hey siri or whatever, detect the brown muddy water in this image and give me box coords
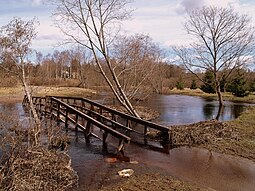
[68,131,255,191]
[1,100,255,191]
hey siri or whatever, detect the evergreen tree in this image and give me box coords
[200,71,215,93]
[226,73,249,97]
[176,81,184,90]
[249,81,255,92]
[190,79,197,89]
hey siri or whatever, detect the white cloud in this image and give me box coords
[175,0,240,14]
[31,0,43,6]
[175,0,206,14]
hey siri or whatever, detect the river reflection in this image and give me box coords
[144,94,251,125]
[0,103,29,127]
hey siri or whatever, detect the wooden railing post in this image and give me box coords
[65,108,68,131]
[144,125,148,145]
[57,102,60,125]
[50,98,53,120]
[75,113,79,132]
[84,120,91,144]
[102,131,108,151]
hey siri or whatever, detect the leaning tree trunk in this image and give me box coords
[22,67,41,145]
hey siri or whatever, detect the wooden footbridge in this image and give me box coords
[23,96,172,154]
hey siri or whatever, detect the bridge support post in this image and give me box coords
[144,125,148,145]
[161,130,173,152]
[65,109,68,132]
[102,131,108,151]
[57,102,60,125]
[118,139,125,155]
[75,113,78,132]
[84,121,91,144]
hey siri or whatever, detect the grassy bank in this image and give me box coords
[33,86,97,98]
[166,88,255,103]
[167,106,255,162]
[0,86,23,95]
[224,106,255,161]
[0,86,98,103]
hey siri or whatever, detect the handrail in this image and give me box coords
[50,97,131,143]
[52,96,171,132]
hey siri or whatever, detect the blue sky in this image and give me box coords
[0,0,255,56]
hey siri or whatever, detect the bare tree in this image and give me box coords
[112,34,163,101]
[52,0,141,117]
[173,6,255,106]
[0,17,41,144]
[70,46,93,87]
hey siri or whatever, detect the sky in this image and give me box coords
[0,0,255,57]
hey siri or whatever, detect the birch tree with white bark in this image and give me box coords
[52,0,141,117]
[0,17,41,144]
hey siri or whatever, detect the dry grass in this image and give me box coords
[34,86,97,98]
[0,86,23,95]
[100,173,209,191]
[0,113,78,191]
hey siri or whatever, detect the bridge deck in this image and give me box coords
[23,95,172,154]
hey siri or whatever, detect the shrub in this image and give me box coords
[226,75,249,97]
[190,79,197,89]
[176,81,184,90]
[200,71,215,93]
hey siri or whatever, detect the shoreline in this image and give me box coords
[164,88,255,104]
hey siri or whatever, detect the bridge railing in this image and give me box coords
[24,95,173,152]
[53,96,172,147]
[24,95,131,153]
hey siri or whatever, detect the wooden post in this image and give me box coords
[112,114,116,128]
[65,108,68,131]
[75,113,79,132]
[144,125,148,145]
[82,100,85,108]
[102,131,108,151]
[39,98,42,112]
[57,102,60,125]
[50,98,53,120]
[144,125,147,135]
[118,139,125,154]
[161,130,171,152]
[84,120,91,144]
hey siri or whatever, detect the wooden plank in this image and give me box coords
[71,105,142,135]
[52,96,171,132]
[51,97,131,143]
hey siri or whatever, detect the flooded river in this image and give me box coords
[0,96,255,191]
[143,94,249,125]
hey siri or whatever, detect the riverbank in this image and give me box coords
[166,88,255,104]
[0,86,98,103]
[169,108,255,162]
